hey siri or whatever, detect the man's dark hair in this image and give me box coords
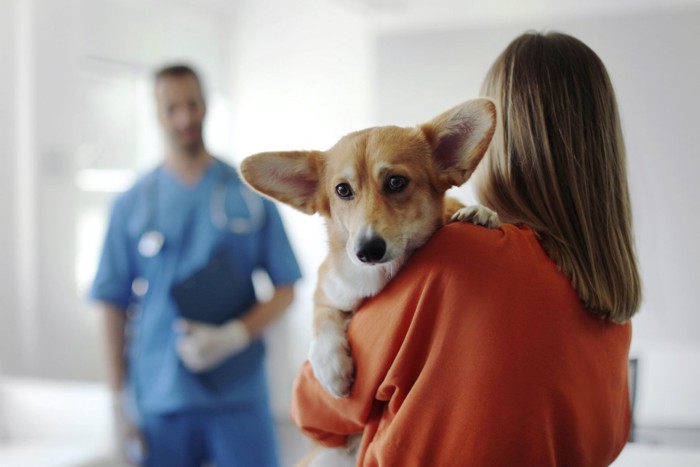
[154,64,204,95]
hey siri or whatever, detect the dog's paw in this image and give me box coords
[308,331,355,398]
[451,205,501,228]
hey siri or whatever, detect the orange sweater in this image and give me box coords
[291,223,631,466]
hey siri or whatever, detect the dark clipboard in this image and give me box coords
[170,247,246,325]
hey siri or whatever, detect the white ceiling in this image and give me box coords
[340,0,700,32]
[164,0,700,32]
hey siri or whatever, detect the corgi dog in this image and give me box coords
[240,98,498,399]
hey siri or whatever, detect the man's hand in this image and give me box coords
[175,318,250,372]
[111,392,146,465]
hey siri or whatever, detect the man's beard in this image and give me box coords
[181,138,204,157]
[169,128,204,156]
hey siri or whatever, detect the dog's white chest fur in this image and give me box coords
[321,255,404,311]
[307,253,406,398]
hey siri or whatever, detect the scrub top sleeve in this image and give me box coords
[89,195,134,311]
[259,200,302,286]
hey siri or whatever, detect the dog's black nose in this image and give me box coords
[357,237,387,264]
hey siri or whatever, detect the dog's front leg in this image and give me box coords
[309,280,355,398]
[308,257,359,398]
[442,196,466,224]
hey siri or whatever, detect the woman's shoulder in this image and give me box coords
[417,222,542,264]
[388,221,558,298]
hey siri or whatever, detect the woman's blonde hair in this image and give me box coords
[476,31,641,322]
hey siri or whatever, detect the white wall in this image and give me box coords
[4,0,698,431]
[0,0,373,421]
[375,6,700,428]
[0,0,19,373]
[227,0,374,417]
[1,0,233,381]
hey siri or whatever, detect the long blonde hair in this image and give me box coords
[476,31,641,322]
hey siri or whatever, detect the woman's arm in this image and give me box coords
[290,251,439,446]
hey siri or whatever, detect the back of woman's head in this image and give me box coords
[476,31,641,322]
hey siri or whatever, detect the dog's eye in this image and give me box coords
[335,183,354,199]
[386,175,408,193]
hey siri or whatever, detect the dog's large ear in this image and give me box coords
[240,151,323,215]
[420,98,496,187]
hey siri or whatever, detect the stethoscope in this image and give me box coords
[137,168,265,258]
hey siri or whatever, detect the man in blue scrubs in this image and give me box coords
[91,65,301,466]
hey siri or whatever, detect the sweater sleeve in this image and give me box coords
[290,239,444,446]
[291,362,364,447]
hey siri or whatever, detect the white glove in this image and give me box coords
[175,318,251,373]
[111,391,147,465]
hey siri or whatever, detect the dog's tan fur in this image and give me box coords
[241,99,498,400]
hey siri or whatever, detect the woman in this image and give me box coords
[291,31,641,466]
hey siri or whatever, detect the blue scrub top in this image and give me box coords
[90,159,301,415]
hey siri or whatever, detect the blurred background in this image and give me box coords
[0,0,699,465]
